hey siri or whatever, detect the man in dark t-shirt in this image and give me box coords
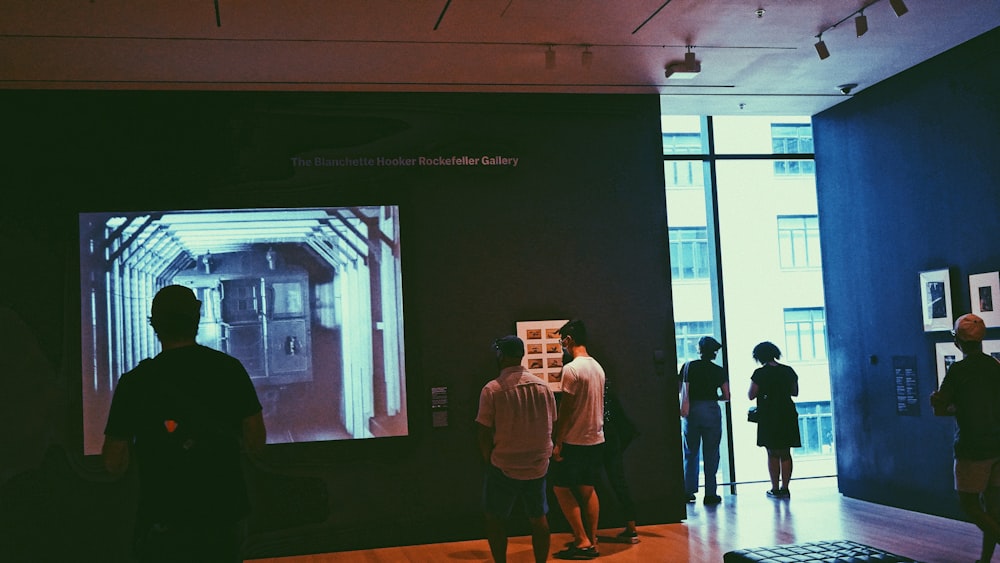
[931,313,1000,563]
[103,285,265,563]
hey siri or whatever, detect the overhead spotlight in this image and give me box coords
[814,35,830,60]
[855,12,868,37]
[889,0,908,17]
[664,47,701,79]
[545,46,556,70]
[581,46,593,69]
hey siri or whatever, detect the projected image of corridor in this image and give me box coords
[79,206,407,455]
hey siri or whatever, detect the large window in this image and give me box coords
[664,113,834,486]
[772,123,815,176]
[784,307,828,362]
[669,227,710,281]
[777,215,822,269]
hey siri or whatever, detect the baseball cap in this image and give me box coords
[493,335,525,357]
[698,336,723,352]
[151,284,202,320]
[953,313,986,342]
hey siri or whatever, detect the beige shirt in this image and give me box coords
[476,366,557,480]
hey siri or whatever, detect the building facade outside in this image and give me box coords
[663,114,835,489]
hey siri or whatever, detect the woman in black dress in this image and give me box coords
[747,341,800,498]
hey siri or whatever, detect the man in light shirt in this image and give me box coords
[476,335,558,563]
[551,320,606,560]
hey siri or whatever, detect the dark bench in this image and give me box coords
[723,539,918,562]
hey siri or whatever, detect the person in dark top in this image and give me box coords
[930,313,1000,563]
[678,336,730,505]
[602,379,641,542]
[747,341,800,499]
[102,284,266,563]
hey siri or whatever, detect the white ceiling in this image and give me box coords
[2,0,998,116]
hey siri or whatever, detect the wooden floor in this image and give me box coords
[247,477,985,563]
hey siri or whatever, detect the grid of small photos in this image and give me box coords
[516,319,568,392]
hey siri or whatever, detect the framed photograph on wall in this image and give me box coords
[516,319,568,392]
[919,269,953,332]
[969,271,1000,327]
[934,341,961,388]
[986,340,1000,363]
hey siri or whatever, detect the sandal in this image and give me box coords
[553,545,599,560]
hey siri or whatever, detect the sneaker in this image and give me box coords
[766,489,780,498]
[703,494,722,505]
[778,488,791,498]
[553,545,599,560]
[686,494,696,504]
[615,529,639,544]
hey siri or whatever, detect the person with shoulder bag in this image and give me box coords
[677,337,730,505]
[748,341,801,499]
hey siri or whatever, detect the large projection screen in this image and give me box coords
[79,206,407,455]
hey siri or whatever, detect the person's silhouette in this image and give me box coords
[102,284,266,562]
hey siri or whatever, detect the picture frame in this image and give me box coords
[935,340,1000,388]
[919,269,953,332]
[934,341,961,388]
[516,319,568,393]
[987,340,1000,361]
[969,271,1000,327]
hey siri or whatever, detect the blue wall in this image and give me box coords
[814,27,1000,519]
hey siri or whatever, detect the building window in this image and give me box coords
[784,307,827,362]
[795,401,834,456]
[669,227,710,281]
[663,133,705,189]
[771,123,815,176]
[665,160,704,188]
[663,132,703,155]
[777,215,822,269]
[676,321,715,365]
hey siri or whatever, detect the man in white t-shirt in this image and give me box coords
[476,335,558,563]
[551,320,606,560]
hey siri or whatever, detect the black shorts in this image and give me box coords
[550,443,605,487]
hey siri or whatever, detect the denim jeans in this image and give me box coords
[682,400,723,497]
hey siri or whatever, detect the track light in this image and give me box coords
[581,46,593,69]
[813,0,909,64]
[544,46,556,70]
[855,12,868,37]
[814,35,830,60]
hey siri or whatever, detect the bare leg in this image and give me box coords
[960,491,1000,552]
[981,487,1000,562]
[766,450,781,491]
[483,513,508,563]
[575,485,600,549]
[527,515,550,563]
[553,486,593,548]
[780,451,793,491]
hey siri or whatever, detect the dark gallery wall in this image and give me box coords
[814,27,1000,520]
[0,92,684,560]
